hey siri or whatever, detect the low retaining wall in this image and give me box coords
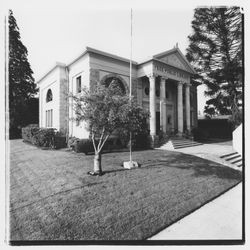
[233,124,242,156]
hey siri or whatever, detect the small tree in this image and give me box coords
[72,83,149,175]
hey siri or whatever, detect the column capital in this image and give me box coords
[160,76,168,82]
[177,81,184,86]
[185,82,192,87]
[147,73,158,79]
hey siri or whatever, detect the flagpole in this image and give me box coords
[129,8,133,163]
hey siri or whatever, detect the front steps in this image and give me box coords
[220,152,242,168]
[158,137,203,150]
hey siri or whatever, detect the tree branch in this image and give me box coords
[97,127,105,152]
[99,134,110,152]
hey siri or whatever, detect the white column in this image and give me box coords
[148,74,156,136]
[177,82,183,135]
[160,77,167,133]
[185,83,191,132]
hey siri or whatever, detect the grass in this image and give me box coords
[9,140,242,241]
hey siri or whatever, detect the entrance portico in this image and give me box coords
[137,47,197,144]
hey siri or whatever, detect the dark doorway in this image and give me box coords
[156,112,160,135]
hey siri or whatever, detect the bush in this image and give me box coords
[70,137,125,154]
[32,128,56,147]
[68,137,79,149]
[133,133,150,149]
[22,125,66,149]
[74,139,95,154]
[192,127,210,141]
[22,124,39,143]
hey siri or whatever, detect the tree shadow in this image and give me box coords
[166,155,242,181]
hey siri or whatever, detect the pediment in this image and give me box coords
[153,48,196,74]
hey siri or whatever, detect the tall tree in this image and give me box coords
[186,7,242,128]
[9,9,37,138]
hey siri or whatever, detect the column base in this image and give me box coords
[149,135,159,148]
[176,132,183,137]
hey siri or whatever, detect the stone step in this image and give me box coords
[174,143,203,149]
[220,152,242,168]
[226,154,241,161]
[220,152,238,158]
[173,142,202,147]
[231,158,242,164]
[170,138,203,149]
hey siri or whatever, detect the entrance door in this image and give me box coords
[166,106,174,134]
[156,112,160,135]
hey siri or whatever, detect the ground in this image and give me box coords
[9,140,242,241]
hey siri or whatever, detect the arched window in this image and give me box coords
[46,89,53,102]
[103,77,126,95]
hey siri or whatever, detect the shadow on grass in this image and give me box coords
[102,168,129,174]
[165,154,242,181]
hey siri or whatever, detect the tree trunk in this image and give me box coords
[93,152,102,175]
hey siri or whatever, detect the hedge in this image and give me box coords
[22,125,66,149]
[69,133,150,154]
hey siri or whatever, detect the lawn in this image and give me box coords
[9,140,242,241]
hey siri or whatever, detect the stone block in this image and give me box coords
[123,161,140,169]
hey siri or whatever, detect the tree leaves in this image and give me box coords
[186,7,242,127]
[9,10,38,137]
[71,84,149,153]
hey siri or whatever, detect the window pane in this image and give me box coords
[76,76,81,93]
[51,109,53,127]
[46,89,53,102]
[48,110,50,127]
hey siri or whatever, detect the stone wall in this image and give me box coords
[59,67,69,135]
[89,68,100,92]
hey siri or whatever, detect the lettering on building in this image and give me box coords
[154,64,188,80]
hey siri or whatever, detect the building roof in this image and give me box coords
[68,47,138,67]
[36,62,66,84]
[154,47,196,74]
[37,46,196,84]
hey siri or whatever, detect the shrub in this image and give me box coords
[192,127,210,141]
[22,124,39,143]
[22,125,66,149]
[74,139,95,154]
[134,133,151,149]
[70,137,125,154]
[68,137,79,149]
[32,128,56,147]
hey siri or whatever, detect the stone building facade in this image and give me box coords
[37,46,198,145]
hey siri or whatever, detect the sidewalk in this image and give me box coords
[149,182,242,240]
[149,141,243,240]
[174,141,241,171]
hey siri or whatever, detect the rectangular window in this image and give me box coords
[46,109,53,127]
[50,109,53,127]
[76,76,82,93]
[46,110,48,127]
[48,110,50,127]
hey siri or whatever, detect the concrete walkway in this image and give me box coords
[149,141,243,240]
[173,141,242,171]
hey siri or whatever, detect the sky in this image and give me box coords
[2,0,247,114]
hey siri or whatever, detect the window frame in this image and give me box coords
[76,75,82,94]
